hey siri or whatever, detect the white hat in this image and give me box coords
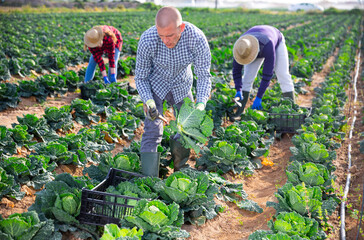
[84,26,104,48]
[233,35,259,65]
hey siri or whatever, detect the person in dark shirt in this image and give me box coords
[232,25,294,113]
[83,25,123,84]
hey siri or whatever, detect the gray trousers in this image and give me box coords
[141,91,193,152]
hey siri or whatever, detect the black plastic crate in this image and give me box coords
[78,168,145,226]
[80,84,97,100]
[268,107,312,133]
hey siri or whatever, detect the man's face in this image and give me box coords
[157,23,184,49]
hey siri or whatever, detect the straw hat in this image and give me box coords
[233,35,259,65]
[84,26,104,48]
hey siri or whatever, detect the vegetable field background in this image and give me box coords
[0,6,363,240]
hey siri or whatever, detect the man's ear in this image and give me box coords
[180,22,185,33]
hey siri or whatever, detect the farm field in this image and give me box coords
[0,7,363,240]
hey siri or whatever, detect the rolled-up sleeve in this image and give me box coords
[135,37,153,103]
[193,36,211,104]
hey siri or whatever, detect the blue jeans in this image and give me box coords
[84,48,120,82]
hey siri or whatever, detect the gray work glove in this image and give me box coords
[143,99,159,121]
[196,102,205,111]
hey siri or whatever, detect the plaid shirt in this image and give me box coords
[89,25,123,72]
[135,22,211,104]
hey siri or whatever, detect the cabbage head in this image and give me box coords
[154,169,209,206]
[101,224,143,240]
[0,211,55,240]
[286,161,334,188]
[57,193,79,216]
[124,199,188,239]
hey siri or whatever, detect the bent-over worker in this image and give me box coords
[232,25,295,112]
[84,25,123,84]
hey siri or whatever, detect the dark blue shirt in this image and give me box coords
[233,25,283,98]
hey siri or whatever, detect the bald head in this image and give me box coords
[155,6,182,28]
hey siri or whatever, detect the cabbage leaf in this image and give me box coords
[170,98,213,154]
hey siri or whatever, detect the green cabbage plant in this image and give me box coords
[286,161,335,192]
[0,211,58,240]
[170,97,213,154]
[43,106,73,131]
[123,199,189,240]
[267,183,338,221]
[101,224,143,240]
[196,140,250,174]
[0,166,23,201]
[290,142,336,170]
[83,152,141,182]
[0,125,17,158]
[249,211,326,240]
[8,124,34,146]
[154,168,218,225]
[29,173,86,225]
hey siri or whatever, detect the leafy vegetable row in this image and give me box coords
[248,16,360,240]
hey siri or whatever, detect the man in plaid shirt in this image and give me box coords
[84,25,123,84]
[135,6,211,177]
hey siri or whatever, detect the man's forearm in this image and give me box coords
[135,78,153,103]
[196,77,211,104]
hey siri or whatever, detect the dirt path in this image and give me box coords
[297,48,339,107]
[0,93,81,129]
[183,135,293,240]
